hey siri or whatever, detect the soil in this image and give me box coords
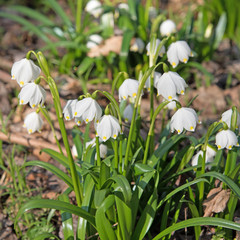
[0,0,240,239]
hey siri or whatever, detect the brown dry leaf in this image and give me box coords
[203,187,230,217]
[87,36,123,57]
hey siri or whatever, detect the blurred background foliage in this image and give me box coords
[0,0,239,90]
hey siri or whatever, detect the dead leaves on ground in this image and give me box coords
[203,185,231,217]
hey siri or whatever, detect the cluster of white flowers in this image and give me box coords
[63,97,121,142]
[11,58,45,134]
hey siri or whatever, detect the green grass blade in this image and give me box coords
[0,12,53,45]
[9,5,55,26]
[15,199,96,228]
[23,161,73,189]
[44,0,72,27]
[152,217,240,240]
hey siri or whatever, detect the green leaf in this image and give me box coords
[177,145,195,172]
[132,175,158,240]
[23,161,73,189]
[35,232,60,240]
[96,195,117,240]
[77,176,95,239]
[115,196,133,240]
[152,217,240,240]
[44,0,72,27]
[9,5,55,26]
[157,178,209,209]
[15,199,96,228]
[148,135,187,168]
[199,171,240,198]
[58,194,74,240]
[134,163,154,176]
[77,57,95,76]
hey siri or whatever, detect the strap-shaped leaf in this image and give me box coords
[152,217,240,240]
[157,178,209,209]
[15,199,96,228]
[23,161,73,189]
[199,171,240,198]
[96,195,117,240]
[115,196,133,240]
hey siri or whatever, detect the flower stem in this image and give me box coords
[143,101,169,164]
[76,0,83,33]
[198,150,206,216]
[38,106,63,155]
[47,76,83,206]
[114,139,118,172]
[96,136,101,167]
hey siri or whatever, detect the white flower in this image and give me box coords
[18,82,46,108]
[160,19,176,36]
[130,38,145,53]
[72,145,78,158]
[124,104,134,123]
[63,99,78,120]
[118,78,139,102]
[215,129,239,150]
[11,58,41,87]
[118,3,129,11]
[145,71,162,91]
[221,109,240,129]
[96,115,121,142]
[148,7,157,20]
[86,138,108,159]
[170,107,198,134]
[191,145,216,169]
[156,71,188,100]
[101,12,114,28]
[163,96,179,110]
[23,112,43,134]
[146,38,166,57]
[86,34,103,49]
[74,97,102,123]
[167,41,193,68]
[85,0,102,18]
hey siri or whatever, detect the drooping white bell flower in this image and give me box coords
[191,145,216,169]
[146,38,166,57]
[23,111,43,134]
[96,115,121,142]
[118,78,139,102]
[85,0,102,18]
[170,107,198,134]
[101,12,114,28]
[145,71,162,91]
[124,104,134,123]
[130,38,145,53]
[167,41,193,68]
[215,129,239,150]
[160,19,176,36]
[11,58,41,87]
[63,99,78,120]
[18,82,46,108]
[74,97,102,123]
[148,6,157,20]
[72,144,78,158]
[221,109,240,129]
[85,138,108,159]
[163,96,179,110]
[156,71,188,100]
[86,34,103,49]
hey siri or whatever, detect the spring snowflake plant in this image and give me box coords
[12,34,240,239]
